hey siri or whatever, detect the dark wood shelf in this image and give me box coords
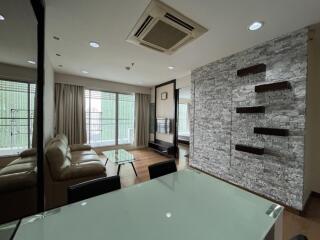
[235,144,264,155]
[149,140,176,156]
[237,64,266,77]
[254,127,289,136]
[236,106,265,113]
[255,81,291,93]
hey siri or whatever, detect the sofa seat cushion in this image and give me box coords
[70,153,102,164]
[60,161,106,180]
[0,162,35,175]
[0,171,36,193]
[71,149,97,157]
[0,155,36,193]
[9,156,35,165]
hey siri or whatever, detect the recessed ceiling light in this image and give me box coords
[27,60,36,65]
[248,21,264,31]
[89,41,100,48]
[81,70,89,74]
[0,14,5,21]
[168,66,175,70]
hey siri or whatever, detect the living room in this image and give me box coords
[0,0,320,240]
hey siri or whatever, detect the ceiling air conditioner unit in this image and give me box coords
[126,0,208,55]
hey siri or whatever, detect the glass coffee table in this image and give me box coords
[102,149,137,176]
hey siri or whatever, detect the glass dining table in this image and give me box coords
[12,169,283,240]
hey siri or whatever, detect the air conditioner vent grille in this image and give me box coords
[142,20,187,49]
[134,15,154,37]
[140,42,164,52]
[126,0,208,55]
[164,13,194,31]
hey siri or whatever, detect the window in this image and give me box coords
[85,90,135,146]
[0,80,35,156]
[118,94,135,144]
[178,103,190,137]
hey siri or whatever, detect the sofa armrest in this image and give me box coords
[69,144,92,152]
[20,148,37,158]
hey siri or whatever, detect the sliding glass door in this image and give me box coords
[85,90,135,146]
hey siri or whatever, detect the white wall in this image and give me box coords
[176,74,191,89]
[44,53,55,144]
[0,62,36,83]
[156,83,175,143]
[55,72,151,95]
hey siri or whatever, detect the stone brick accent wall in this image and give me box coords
[190,28,308,210]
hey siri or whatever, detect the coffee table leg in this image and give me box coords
[117,164,121,175]
[130,162,138,176]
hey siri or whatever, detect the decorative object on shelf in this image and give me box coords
[237,63,266,77]
[254,127,289,136]
[235,144,264,155]
[255,81,291,93]
[236,106,265,113]
[161,92,168,100]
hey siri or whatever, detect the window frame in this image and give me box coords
[0,78,36,156]
[85,89,135,147]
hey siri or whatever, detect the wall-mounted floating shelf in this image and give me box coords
[254,127,289,136]
[237,63,266,77]
[255,81,291,93]
[235,144,264,155]
[236,106,265,113]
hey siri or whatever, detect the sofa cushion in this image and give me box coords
[70,150,97,158]
[60,161,106,180]
[46,140,71,180]
[0,171,36,193]
[9,156,35,165]
[0,154,36,193]
[70,153,102,164]
[0,162,35,175]
[55,133,68,146]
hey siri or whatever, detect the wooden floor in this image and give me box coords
[100,146,320,240]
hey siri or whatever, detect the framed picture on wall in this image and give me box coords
[161,92,168,100]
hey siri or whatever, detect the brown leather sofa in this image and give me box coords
[0,149,37,224]
[45,134,106,209]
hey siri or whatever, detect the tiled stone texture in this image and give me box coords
[190,28,308,210]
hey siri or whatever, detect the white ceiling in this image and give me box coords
[1,1,320,87]
[45,0,320,87]
[0,0,37,69]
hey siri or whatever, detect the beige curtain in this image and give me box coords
[55,83,87,144]
[134,93,150,147]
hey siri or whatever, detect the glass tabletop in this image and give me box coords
[0,220,19,240]
[102,149,135,164]
[13,169,283,240]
